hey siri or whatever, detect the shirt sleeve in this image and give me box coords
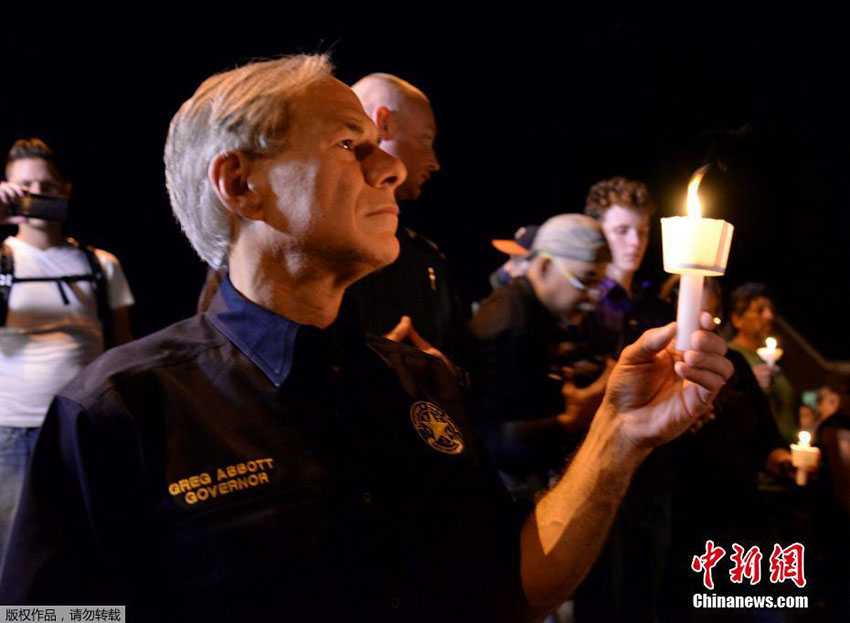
[0,394,143,604]
[730,350,787,464]
[94,249,135,310]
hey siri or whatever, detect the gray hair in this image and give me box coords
[164,54,333,269]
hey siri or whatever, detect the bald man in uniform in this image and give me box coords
[352,74,439,203]
[347,74,468,361]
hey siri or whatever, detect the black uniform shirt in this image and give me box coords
[347,227,469,362]
[0,276,526,622]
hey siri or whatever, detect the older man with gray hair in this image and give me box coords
[0,54,733,623]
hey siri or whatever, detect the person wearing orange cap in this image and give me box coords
[488,224,539,291]
[471,214,613,501]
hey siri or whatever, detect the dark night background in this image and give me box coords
[3,9,848,359]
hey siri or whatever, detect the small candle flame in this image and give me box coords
[798,431,811,446]
[713,317,721,326]
[766,337,777,350]
[686,166,709,218]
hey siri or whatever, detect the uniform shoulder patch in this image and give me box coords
[409,401,465,455]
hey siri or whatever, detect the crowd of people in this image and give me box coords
[0,53,846,622]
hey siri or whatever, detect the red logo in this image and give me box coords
[691,540,726,590]
[729,544,763,585]
[691,541,806,589]
[769,543,806,588]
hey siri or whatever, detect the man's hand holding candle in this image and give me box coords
[520,313,734,607]
[596,312,734,452]
[790,431,821,486]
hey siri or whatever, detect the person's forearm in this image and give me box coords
[519,400,649,608]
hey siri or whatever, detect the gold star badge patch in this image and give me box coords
[410,401,465,455]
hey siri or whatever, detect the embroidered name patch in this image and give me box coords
[409,401,464,455]
[167,457,275,506]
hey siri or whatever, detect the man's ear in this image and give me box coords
[208,151,263,220]
[537,255,552,279]
[62,180,73,198]
[375,106,397,140]
[526,254,550,285]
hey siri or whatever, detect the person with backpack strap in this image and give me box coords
[0,138,134,563]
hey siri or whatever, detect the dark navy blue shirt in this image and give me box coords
[0,277,526,622]
[581,277,674,358]
[469,277,573,481]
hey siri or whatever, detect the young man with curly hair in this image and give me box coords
[574,176,676,623]
[581,176,672,356]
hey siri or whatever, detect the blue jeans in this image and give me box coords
[0,426,40,567]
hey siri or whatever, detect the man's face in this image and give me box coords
[732,296,775,342]
[543,256,607,326]
[253,77,406,275]
[600,205,650,275]
[6,158,67,197]
[817,388,840,419]
[379,100,440,201]
[5,158,69,229]
[799,405,816,429]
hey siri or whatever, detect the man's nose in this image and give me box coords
[429,149,441,173]
[28,182,42,194]
[367,148,407,191]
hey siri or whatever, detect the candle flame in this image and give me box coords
[686,165,709,218]
[799,431,811,445]
[766,337,777,350]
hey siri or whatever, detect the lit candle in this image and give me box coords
[756,337,784,367]
[662,167,735,350]
[790,430,820,486]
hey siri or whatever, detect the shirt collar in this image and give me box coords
[207,275,300,387]
[600,277,625,298]
[600,277,653,300]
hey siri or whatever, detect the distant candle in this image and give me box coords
[756,337,784,367]
[790,430,820,486]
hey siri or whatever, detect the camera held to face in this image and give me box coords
[6,192,69,222]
